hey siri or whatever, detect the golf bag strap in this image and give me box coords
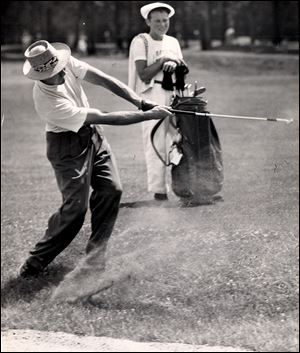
[150,118,171,167]
[137,33,149,60]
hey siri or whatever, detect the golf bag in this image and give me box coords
[151,95,224,204]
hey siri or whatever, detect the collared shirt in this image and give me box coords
[33,55,90,133]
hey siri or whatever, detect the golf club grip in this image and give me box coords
[168,108,200,116]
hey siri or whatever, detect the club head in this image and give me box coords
[193,87,206,97]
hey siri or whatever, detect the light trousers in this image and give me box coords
[141,85,173,194]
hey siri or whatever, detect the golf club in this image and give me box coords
[168,109,293,124]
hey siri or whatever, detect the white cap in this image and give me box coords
[140,2,175,20]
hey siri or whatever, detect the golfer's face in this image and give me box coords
[41,67,66,86]
[147,11,170,37]
[57,68,66,84]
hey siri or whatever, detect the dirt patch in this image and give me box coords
[1,330,253,352]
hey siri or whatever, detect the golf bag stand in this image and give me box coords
[170,95,224,205]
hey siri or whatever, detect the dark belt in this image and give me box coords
[154,79,175,89]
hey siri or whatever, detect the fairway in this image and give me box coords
[1,50,299,352]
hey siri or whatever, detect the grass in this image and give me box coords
[1,49,299,352]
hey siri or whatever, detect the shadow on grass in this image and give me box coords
[119,199,216,208]
[87,295,174,316]
[1,263,71,307]
[120,200,177,208]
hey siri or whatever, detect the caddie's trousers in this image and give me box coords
[25,125,122,271]
[140,84,174,194]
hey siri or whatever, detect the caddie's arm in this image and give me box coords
[84,106,173,126]
[136,54,181,83]
[84,65,147,109]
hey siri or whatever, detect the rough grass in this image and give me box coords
[1,50,299,352]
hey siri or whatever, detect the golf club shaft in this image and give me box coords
[168,109,293,124]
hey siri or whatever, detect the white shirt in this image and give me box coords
[33,56,90,133]
[128,33,182,95]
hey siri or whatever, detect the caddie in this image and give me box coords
[128,2,186,201]
[19,39,172,279]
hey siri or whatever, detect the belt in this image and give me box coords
[154,79,176,88]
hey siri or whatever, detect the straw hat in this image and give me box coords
[23,40,71,80]
[140,2,175,19]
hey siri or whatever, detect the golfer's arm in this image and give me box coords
[84,108,156,126]
[83,66,142,109]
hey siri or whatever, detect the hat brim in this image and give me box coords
[141,3,175,19]
[23,42,71,80]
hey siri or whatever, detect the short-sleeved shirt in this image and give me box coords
[33,56,90,133]
[128,33,183,94]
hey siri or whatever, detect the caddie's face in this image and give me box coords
[146,10,170,38]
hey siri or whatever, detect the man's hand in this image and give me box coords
[146,106,174,120]
[140,99,158,111]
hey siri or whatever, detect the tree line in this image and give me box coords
[1,1,299,52]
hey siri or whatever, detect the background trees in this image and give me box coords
[1,1,298,51]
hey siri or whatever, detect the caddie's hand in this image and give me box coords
[163,60,177,72]
[140,99,158,111]
[160,54,181,65]
[147,106,174,120]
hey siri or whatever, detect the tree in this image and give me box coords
[272,1,282,45]
[199,1,212,50]
[1,1,298,48]
[221,1,228,44]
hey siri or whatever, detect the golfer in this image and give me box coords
[19,40,172,278]
[128,2,185,201]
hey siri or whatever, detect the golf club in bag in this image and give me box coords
[150,83,293,206]
[151,89,224,206]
